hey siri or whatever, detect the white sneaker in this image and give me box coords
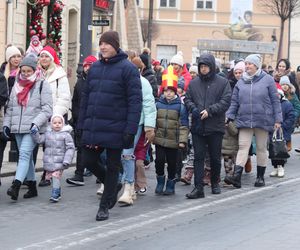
[277,166,285,178]
[97,183,104,195]
[270,168,278,177]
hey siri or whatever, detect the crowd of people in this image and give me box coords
[1,30,300,222]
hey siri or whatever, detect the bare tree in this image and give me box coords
[261,0,300,60]
[140,19,160,47]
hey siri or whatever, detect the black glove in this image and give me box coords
[3,126,11,140]
[123,133,134,149]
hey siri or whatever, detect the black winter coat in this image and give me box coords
[142,68,158,98]
[184,53,232,135]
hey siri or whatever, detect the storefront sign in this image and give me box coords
[94,0,114,12]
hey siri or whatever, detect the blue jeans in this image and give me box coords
[121,126,143,184]
[15,134,37,182]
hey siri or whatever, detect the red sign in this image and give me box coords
[94,0,109,10]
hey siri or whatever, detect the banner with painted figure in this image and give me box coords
[224,0,263,41]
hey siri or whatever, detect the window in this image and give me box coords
[160,0,177,8]
[197,0,214,10]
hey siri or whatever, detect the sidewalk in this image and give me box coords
[0,142,75,178]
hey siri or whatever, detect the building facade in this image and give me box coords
[138,0,289,67]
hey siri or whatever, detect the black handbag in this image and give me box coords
[268,128,290,159]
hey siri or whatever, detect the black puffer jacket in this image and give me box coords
[184,53,232,135]
[142,68,158,99]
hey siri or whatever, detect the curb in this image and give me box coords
[0,164,75,178]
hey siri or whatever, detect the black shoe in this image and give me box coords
[254,166,266,187]
[66,175,85,186]
[211,183,221,194]
[38,179,51,187]
[96,207,109,221]
[224,165,243,188]
[23,181,38,199]
[186,186,205,199]
[7,180,22,200]
[295,148,300,153]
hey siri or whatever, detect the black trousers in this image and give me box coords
[155,145,178,179]
[192,132,223,187]
[82,147,122,209]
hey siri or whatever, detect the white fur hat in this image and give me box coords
[5,46,21,62]
[170,51,184,67]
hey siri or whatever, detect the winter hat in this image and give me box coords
[170,51,184,67]
[234,61,245,72]
[40,46,60,65]
[51,114,65,127]
[99,30,120,52]
[19,53,38,71]
[276,83,284,97]
[189,65,198,74]
[279,75,295,92]
[152,60,160,67]
[161,65,178,93]
[83,55,97,68]
[139,53,151,69]
[5,45,21,62]
[245,54,262,69]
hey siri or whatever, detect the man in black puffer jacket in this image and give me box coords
[184,53,232,199]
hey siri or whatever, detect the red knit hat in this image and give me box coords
[40,46,60,65]
[83,55,97,67]
[152,60,160,67]
[276,83,284,97]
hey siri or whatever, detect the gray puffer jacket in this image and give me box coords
[32,125,75,171]
[3,79,53,133]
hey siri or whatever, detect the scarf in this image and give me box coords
[16,70,40,107]
[242,69,262,82]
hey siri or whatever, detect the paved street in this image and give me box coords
[0,133,300,250]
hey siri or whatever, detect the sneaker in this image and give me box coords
[269,168,278,177]
[38,179,51,187]
[277,166,285,178]
[138,187,147,195]
[66,175,85,186]
[97,183,104,195]
[83,169,93,177]
[49,188,61,202]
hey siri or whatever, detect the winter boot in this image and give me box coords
[180,167,194,185]
[244,157,252,173]
[23,181,38,199]
[118,182,133,206]
[211,182,221,194]
[203,168,211,186]
[254,166,266,187]
[163,179,176,195]
[277,165,285,178]
[186,185,205,199]
[49,188,61,202]
[269,168,278,177]
[7,180,22,200]
[96,206,109,221]
[155,175,165,195]
[224,165,243,188]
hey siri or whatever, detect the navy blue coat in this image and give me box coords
[280,99,295,141]
[77,50,142,149]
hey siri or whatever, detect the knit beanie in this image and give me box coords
[5,46,21,62]
[19,53,38,71]
[139,53,151,69]
[189,65,198,74]
[40,46,60,65]
[245,54,262,69]
[280,75,296,93]
[170,51,184,67]
[51,114,65,127]
[234,61,245,72]
[152,60,160,67]
[83,55,97,67]
[99,30,120,52]
[276,83,284,97]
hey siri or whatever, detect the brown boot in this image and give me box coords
[286,141,292,152]
[180,167,194,185]
[244,157,252,173]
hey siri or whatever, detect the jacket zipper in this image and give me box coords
[250,81,253,128]
[18,106,23,133]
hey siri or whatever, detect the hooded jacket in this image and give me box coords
[184,53,232,135]
[77,49,142,149]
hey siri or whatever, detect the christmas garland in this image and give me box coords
[27,0,64,58]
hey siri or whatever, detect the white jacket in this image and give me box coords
[46,66,71,116]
